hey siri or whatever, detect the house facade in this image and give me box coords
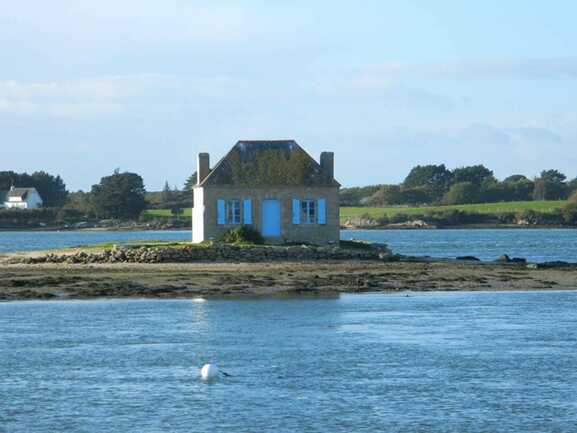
[192,140,340,245]
[2,186,43,209]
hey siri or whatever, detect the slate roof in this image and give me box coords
[199,140,340,187]
[6,187,38,200]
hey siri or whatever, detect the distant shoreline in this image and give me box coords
[1,224,576,233]
[342,224,577,230]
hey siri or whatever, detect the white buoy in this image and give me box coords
[200,363,219,380]
[192,298,206,303]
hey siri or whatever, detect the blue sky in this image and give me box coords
[1,0,576,190]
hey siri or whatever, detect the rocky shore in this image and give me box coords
[1,245,576,301]
[14,242,395,265]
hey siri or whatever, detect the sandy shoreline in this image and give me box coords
[1,259,576,302]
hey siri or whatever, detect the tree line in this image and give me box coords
[341,165,577,207]
[1,170,194,221]
[66,171,193,220]
[3,165,577,224]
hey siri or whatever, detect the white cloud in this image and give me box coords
[0,74,237,119]
[314,76,457,111]
[0,74,176,101]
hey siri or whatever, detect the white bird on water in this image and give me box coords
[200,363,230,380]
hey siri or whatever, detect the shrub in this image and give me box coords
[561,203,577,225]
[561,192,577,225]
[376,214,390,226]
[0,208,59,227]
[496,212,516,224]
[55,207,85,224]
[425,209,488,226]
[222,226,264,244]
[389,212,410,224]
[516,209,563,225]
[442,182,480,205]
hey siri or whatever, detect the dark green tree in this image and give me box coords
[533,170,568,200]
[451,165,495,186]
[64,191,94,215]
[339,185,383,206]
[443,182,480,205]
[183,172,197,191]
[366,185,403,206]
[503,174,529,183]
[91,170,146,219]
[568,177,577,196]
[403,164,452,201]
[30,171,68,207]
[540,169,566,184]
[561,191,577,224]
[161,181,176,204]
[398,187,432,205]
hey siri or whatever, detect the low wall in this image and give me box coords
[21,243,396,264]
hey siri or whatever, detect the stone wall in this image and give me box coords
[21,243,395,265]
[194,185,340,245]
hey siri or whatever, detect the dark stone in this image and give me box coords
[532,261,572,269]
[456,256,481,261]
[497,254,511,263]
[511,257,527,263]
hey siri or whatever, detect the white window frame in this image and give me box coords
[301,199,316,224]
[226,199,241,224]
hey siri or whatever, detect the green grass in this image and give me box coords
[144,200,566,222]
[144,208,192,217]
[73,240,198,251]
[340,200,566,221]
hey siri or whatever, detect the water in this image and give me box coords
[0,230,190,253]
[2,228,577,262]
[344,229,577,262]
[1,293,577,432]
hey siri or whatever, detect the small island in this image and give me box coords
[1,239,576,302]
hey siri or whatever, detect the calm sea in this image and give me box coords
[1,229,577,262]
[1,293,577,432]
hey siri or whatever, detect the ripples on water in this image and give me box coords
[344,228,577,262]
[1,293,577,432]
[1,229,576,262]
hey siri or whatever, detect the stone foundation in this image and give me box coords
[21,243,395,265]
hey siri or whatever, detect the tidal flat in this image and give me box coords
[1,259,576,301]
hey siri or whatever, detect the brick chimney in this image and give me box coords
[197,153,210,185]
[320,152,334,182]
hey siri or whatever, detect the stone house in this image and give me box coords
[192,140,340,244]
[1,186,43,209]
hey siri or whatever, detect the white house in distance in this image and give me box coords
[1,186,44,209]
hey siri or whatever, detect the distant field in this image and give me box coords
[144,209,192,217]
[340,200,566,221]
[144,200,565,221]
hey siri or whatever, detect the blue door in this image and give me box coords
[261,199,281,237]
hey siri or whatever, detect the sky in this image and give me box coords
[1,0,576,190]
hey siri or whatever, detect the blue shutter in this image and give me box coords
[292,199,301,224]
[317,198,326,224]
[217,199,226,225]
[243,199,252,224]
